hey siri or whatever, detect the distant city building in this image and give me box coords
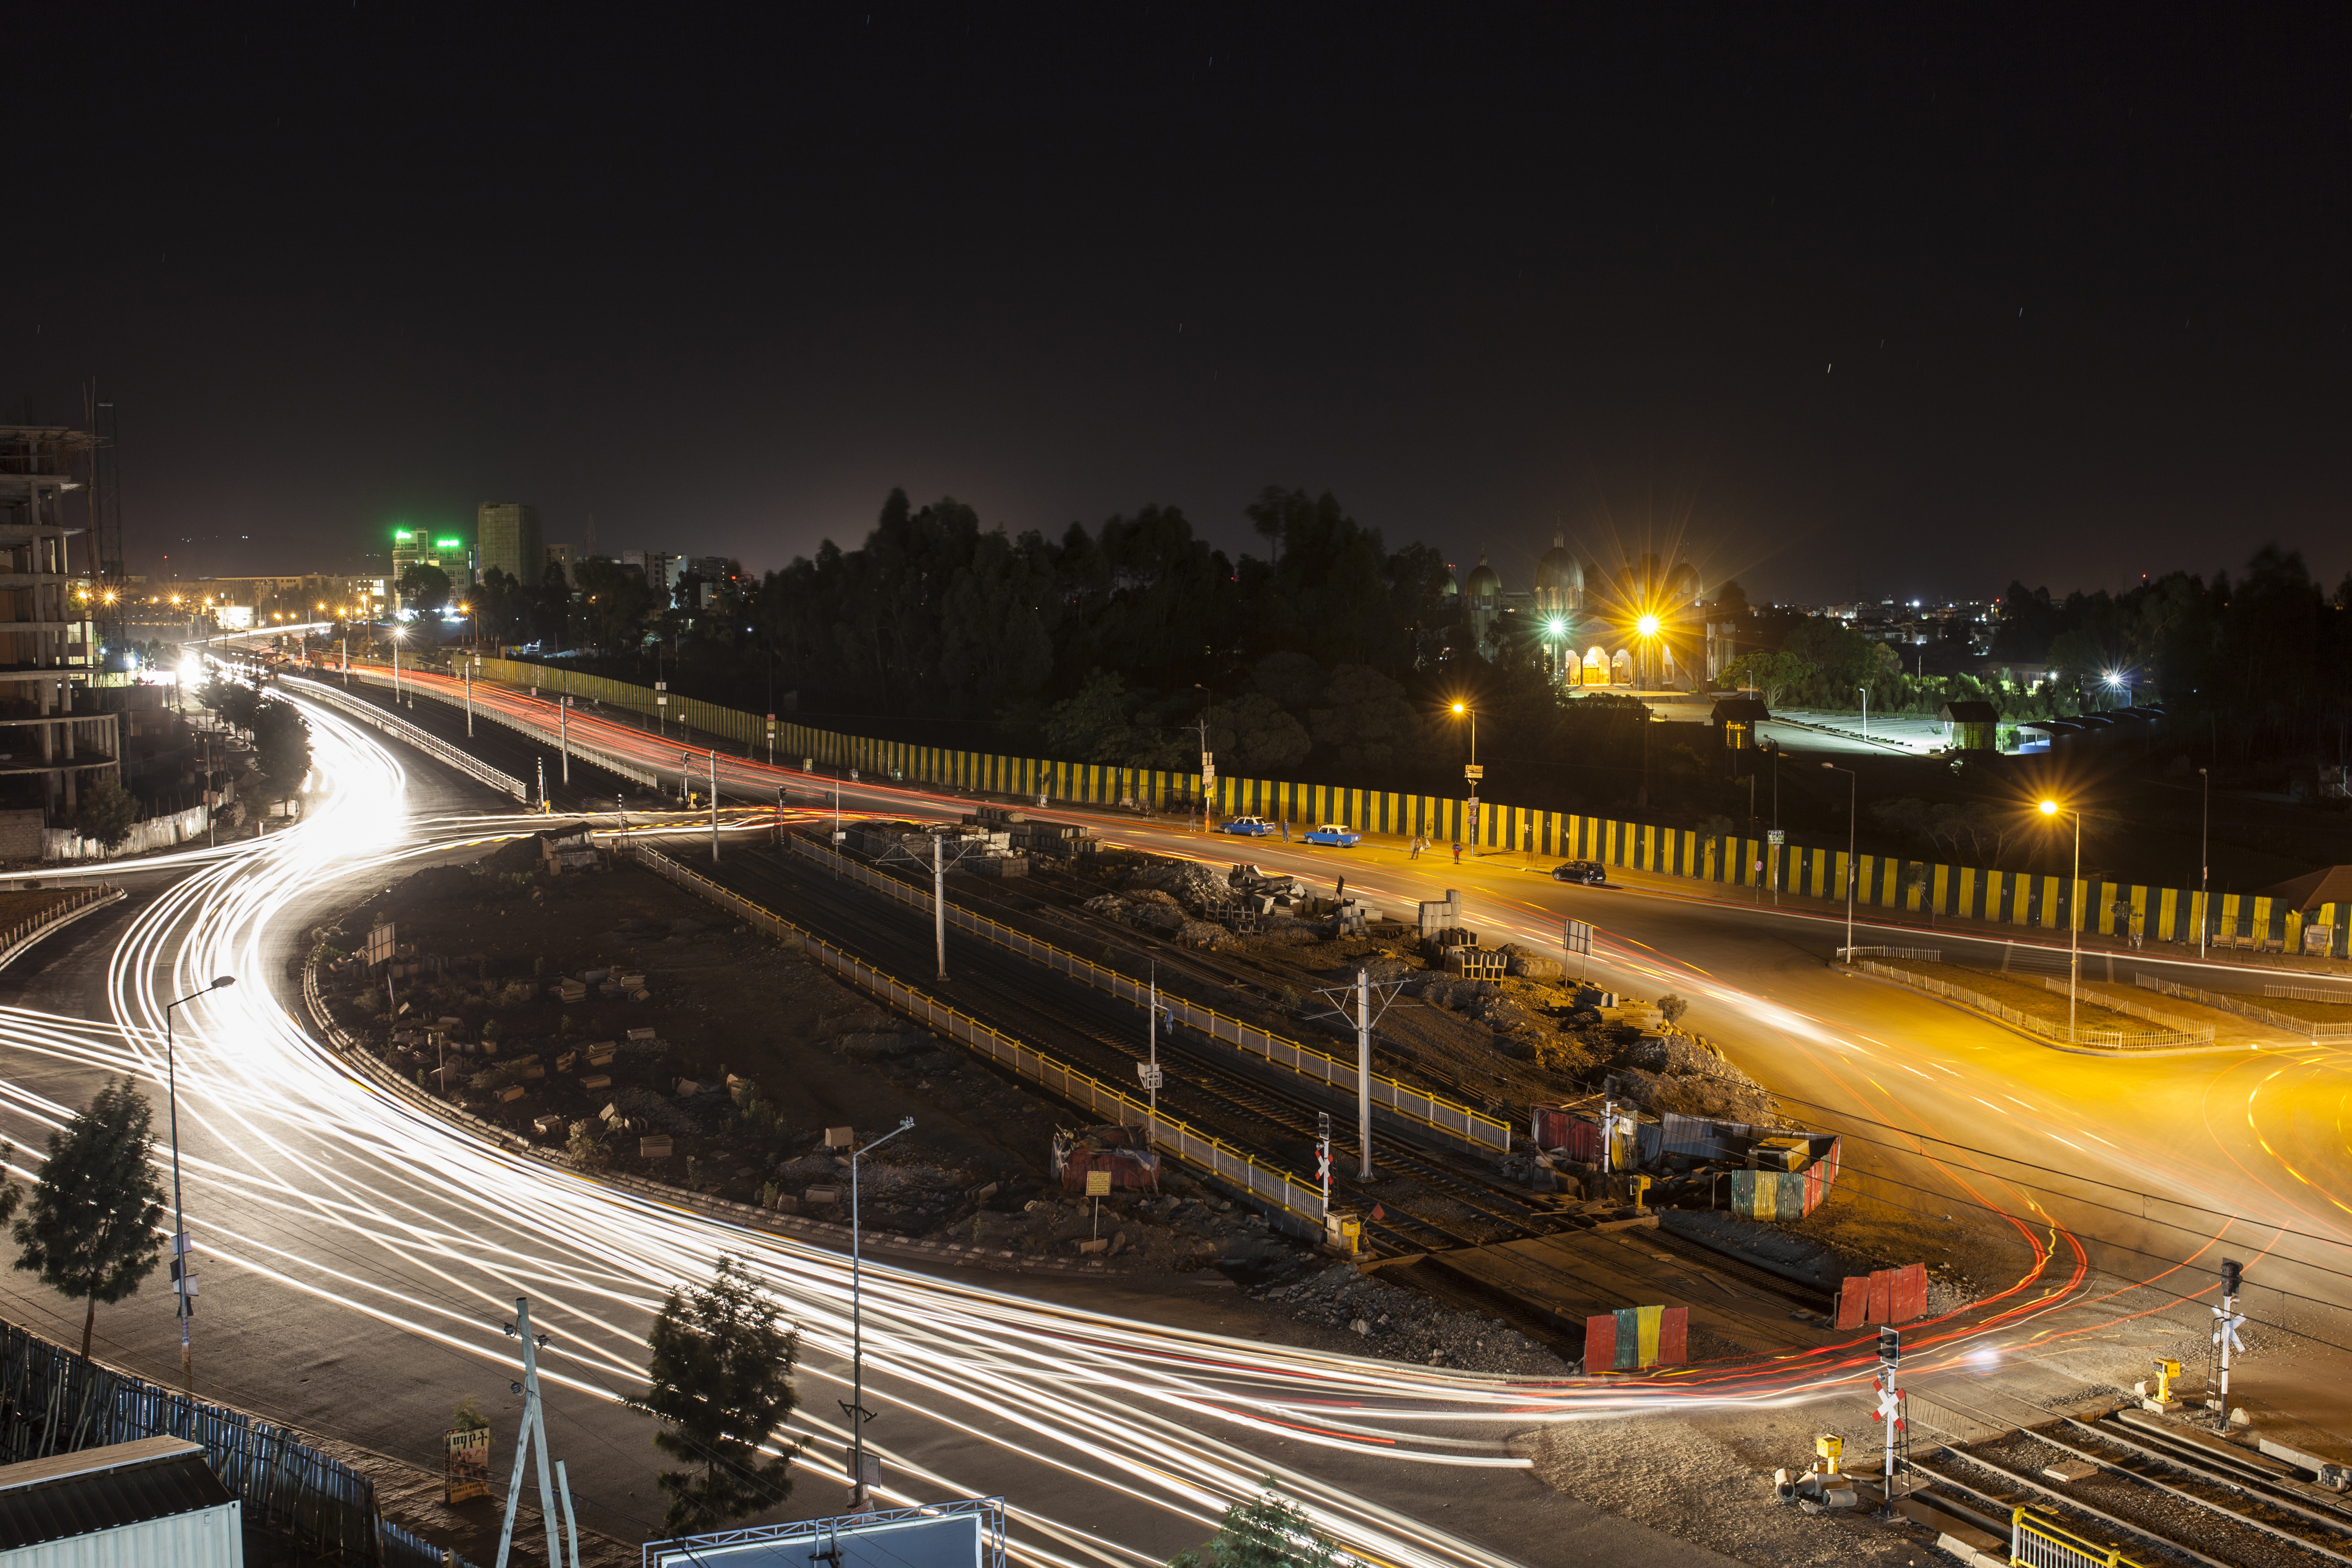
[476,502,541,585]
[621,549,683,603]
[543,541,574,580]
[391,527,474,588]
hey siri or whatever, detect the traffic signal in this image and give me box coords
[2221,1258,2243,1297]
[1878,1326,1900,1365]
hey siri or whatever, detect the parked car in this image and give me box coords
[1302,823,1362,847]
[1550,860,1607,885]
[1218,816,1278,836]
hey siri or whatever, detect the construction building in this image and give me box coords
[0,426,120,821]
[476,502,542,584]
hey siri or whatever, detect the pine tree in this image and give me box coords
[11,1078,167,1357]
[636,1256,799,1536]
[1167,1482,1341,1568]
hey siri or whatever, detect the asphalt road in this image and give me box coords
[0,691,1765,1568]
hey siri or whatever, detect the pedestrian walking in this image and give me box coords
[1451,840,1463,865]
[1281,818,1290,843]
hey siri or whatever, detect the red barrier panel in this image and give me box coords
[1837,1277,1869,1329]
[1583,1312,1616,1371]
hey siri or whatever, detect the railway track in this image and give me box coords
[702,843,1568,1256]
[846,839,1524,1121]
[1906,1396,2352,1568]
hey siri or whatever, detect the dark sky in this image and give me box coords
[9,3,2349,604]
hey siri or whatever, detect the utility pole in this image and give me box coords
[844,1118,915,1512]
[1356,966,1373,1180]
[493,1297,575,1568]
[709,749,720,863]
[2198,767,2210,959]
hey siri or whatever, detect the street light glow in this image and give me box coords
[2038,798,2059,816]
[1450,701,1466,714]
[1547,617,1565,636]
[1636,613,1661,637]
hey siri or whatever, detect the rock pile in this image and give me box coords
[1254,1264,1565,1374]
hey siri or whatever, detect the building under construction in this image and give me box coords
[0,425,119,834]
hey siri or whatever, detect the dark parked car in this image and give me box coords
[1550,860,1607,885]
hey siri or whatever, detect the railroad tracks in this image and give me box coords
[1907,1394,2352,1568]
[704,844,1566,1256]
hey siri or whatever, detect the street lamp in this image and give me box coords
[1450,702,1479,849]
[390,622,407,699]
[2197,768,2210,959]
[165,975,235,1393]
[2038,799,2081,1041]
[1821,763,1857,956]
[844,1116,914,1511]
[1635,613,1661,689]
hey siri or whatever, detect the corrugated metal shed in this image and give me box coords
[0,1435,240,1566]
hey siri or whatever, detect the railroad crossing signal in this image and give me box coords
[1134,1062,1163,1092]
[1316,1113,1333,1204]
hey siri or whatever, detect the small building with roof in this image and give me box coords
[0,1435,240,1566]
[1938,699,2000,751]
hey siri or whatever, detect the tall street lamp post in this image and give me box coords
[845,1116,914,1511]
[1821,763,1857,956]
[2198,767,2210,960]
[2039,799,2081,1041]
[166,975,236,1393]
[1449,702,1479,847]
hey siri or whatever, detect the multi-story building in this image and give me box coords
[621,550,683,603]
[391,528,474,590]
[543,541,574,581]
[0,425,118,824]
[476,502,542,585]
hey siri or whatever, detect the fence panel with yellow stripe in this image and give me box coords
[787,834,1512,1153]
[465,658,2350,960]
[626,845,1329,1228]
[2011,1506,2148,1568]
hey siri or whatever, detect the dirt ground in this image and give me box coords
[307,838,1570,1374]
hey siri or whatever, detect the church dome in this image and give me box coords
[1441,567,1460,597]
[1534,532,1582,595]
[1465,555,1502,601]
[1665,562,1702,604]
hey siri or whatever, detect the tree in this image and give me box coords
[1720,650,1813,710]
[249,699,312,807]
[12,1077,167,1357]
[201,675,261,735]
[1168,1482,1341,1568]
[71,778,141,850]
[637,1255,800,1537]
[1656,993,1689,1028]
[398,563,453,616]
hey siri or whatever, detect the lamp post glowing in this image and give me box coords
[1450,701,1479,847]
[166,975,236,1393]
[2039,798,2080,1042]
[1636,613,1661,689]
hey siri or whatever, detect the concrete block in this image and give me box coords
[532,1114,566,1137]
[639,1135,673,1159]
[580,1074,611,1090]
[497,1085,527,1103]
[804,1185,841,1206]
[824,1125,855,1148]
[1075,1238,1109,1254]
[2042,1460,2097,1482]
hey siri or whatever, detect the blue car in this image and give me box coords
[1302,823,1362,847]
[1218,816,1278,836]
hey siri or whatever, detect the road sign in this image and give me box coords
[1563,919,1594,955]
[444,1426,491,1504]
[1085,1170,1112,1197]
[1463,764,1484,780]
[1134,1063,1164,1091]
[364,922,394,967]
[1767,828,1786,846]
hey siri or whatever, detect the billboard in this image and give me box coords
[647,1497,1004,1568]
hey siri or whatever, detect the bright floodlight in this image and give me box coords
[2038,799,2059,816]
[1450,702,1466,714]
[1547,617,1565,635]
[1637,613,1661,637]
[2105,672,2125,688]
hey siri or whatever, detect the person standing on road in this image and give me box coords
[1281,817,1290,843]
[1451,840,1463,864]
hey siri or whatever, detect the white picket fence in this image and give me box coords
[42,802,214,862]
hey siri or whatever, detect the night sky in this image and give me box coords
[9,4,2348,603]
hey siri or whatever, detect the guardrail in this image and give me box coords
[1853,960,2214,1048]
[2139,972,2352,1039]
[285,676,529,802]
[630,846,1330,1228]
[2034,975,2218,1038]
[339,667,664,790]
[1837,945,1943,961]
[789,835,1513,1152]
[0,885,122,970]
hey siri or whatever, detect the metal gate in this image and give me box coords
[2011,1506,2147,1568]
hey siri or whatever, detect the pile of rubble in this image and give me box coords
[1253,1264,1565,1374]
[1606,1033,1778,1122]
[1080,888,1234,949]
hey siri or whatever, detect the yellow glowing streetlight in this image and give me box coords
[1636,613,1661,638]
[2038,797,2080,1041]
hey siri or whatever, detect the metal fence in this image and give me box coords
[789,835,1513,1152]
[1836,946,1943,961]
[2034,975,2216,1038]
[0,1323,471,1566]
[2011,1505,2149,1568]
[344,666,664,790]
[2139,971,2352,1039]
[285,675,528,803]
[629,846,1331,1230]
[1853,960,2210,1048]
